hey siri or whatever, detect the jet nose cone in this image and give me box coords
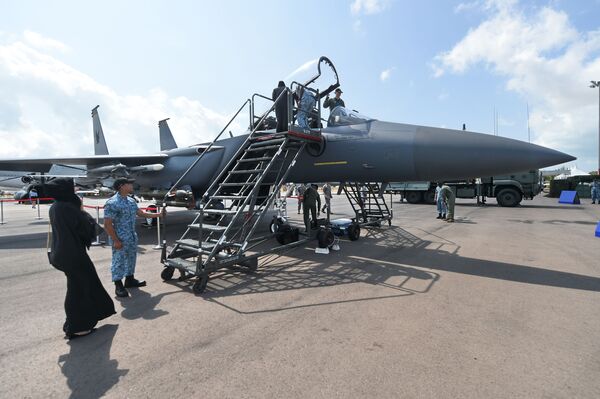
[413,127,576,180]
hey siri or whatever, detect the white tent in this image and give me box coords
[553,166,590,180]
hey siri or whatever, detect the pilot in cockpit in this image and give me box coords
[323,88,345,113]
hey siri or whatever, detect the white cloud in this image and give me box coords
[379,67,395,82]
[432,1,600,171]
[350,0,389,15]
[23,30,69,53]
[284,59,318,81]
[0,31,234,159]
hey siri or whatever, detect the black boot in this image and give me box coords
[436,213,442,219]
[125,275,146,288]
[114,280,129,297]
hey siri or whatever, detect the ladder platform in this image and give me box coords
[245,144,282,152]
[188,223,228,232]
[286,126,322,142]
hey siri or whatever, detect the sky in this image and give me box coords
[1,0,599,171]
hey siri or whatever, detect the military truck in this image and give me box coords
[386,169,543,207]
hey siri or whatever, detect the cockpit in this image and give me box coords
[327,106,375,127]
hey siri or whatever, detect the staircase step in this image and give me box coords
[199,209,238,215]
[248,138,285,148]
[176,239,217,251]
[188,223,228,232]
[164,258,196,271]
[245,144,281,152]
[211,195,247,200]
[229,169,265,174]
[238,157,272,163]
[219,182,257,187]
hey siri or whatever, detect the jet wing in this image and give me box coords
[0,154,169,172]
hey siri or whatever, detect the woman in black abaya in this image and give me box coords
[46,178,115,339]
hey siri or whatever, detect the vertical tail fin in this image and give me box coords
[159,118,178,151]
[91,105,109,155]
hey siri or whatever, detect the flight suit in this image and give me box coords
[323,96,345,112]
[297,90,316,129]
[104,194,139,281]
[302,186,321,232]
[440,185,455,221]
[435,186,447,218]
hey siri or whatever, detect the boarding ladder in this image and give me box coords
[342,182,392,227]
[161,86,323,294]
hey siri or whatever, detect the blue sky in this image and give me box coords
[1,0,599,171]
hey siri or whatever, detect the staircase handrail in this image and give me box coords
[161,98,251,205]
[200,88,291,202]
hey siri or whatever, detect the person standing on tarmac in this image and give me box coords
[297,183,306,214]
[322,182,332,214]
[303,183,321,232]
[272,81,289,133]
[46,178,115,339]
[104,178,165,298]
[434,182,447,219]
[323,88,345,113]
[439,183,455,223]
[591,179,600,204]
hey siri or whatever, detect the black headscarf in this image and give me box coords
[44,178,81,207]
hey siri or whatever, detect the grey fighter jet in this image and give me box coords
[0,60,575,201]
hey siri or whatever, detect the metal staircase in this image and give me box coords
[342,182,393,227]
[160,86,323,294]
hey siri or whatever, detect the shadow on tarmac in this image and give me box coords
[165,225,600,313]
[115,288,175,320]
[57,324,127,399]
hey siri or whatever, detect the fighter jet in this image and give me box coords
[0,58,575,203]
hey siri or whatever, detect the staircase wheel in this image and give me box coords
[348,223,361,241]
[317,229,335,248]
[193,275,209,294]
[161,266,175,281]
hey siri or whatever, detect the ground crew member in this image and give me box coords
[591,179,600,204]
[323,88,345,112]
[435,182,447,219]
[439,184,455,222]
[303,183,321,232]
[295,87,316,129]
[322,182,332,214]
[297,183,306,214]
[272,81,288,133]
[104,178,164,297]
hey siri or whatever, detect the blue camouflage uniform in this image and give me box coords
[104,193,139,281]
[435,186,447,216]
[591,180,600,204]
[297,90,316,129]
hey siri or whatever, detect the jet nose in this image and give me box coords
[413,127,576,181]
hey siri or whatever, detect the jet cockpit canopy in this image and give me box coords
[327,106,375,126]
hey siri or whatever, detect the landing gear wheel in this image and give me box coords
[161,266,175,281]
[193,275,209,294]
[348,223,361,241]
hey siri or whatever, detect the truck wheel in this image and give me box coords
[496,188,522,207]
[317,229,335,248]
[406,191,423,204]
[423,191,436,204]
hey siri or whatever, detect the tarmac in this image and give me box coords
[1,194,599,398]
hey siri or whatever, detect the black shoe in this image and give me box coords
[124,276,146,288]
[436,214,442,219]
[114,280,129,297]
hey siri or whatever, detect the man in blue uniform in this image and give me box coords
[591,179,600,204]
[104,178,164,297]
[295,87,316,129]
